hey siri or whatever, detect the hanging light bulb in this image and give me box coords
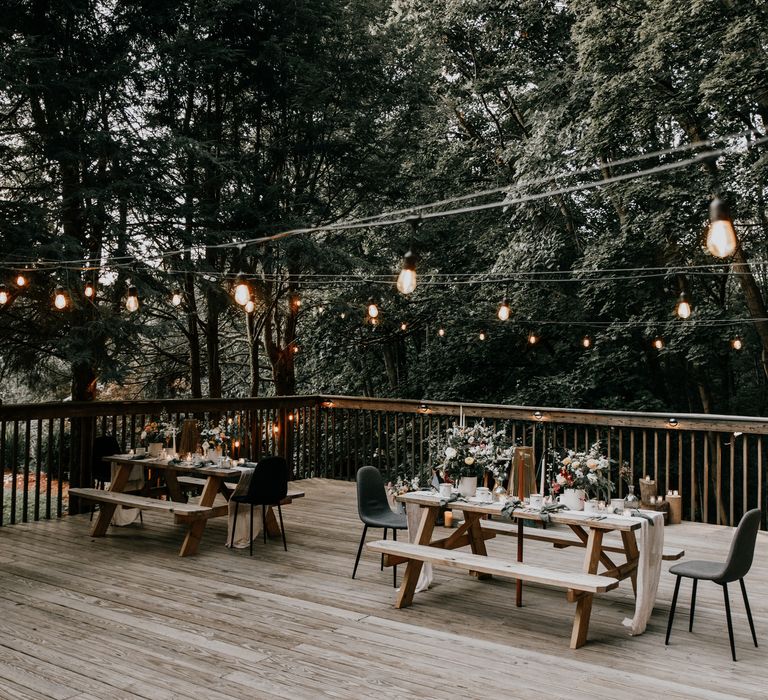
[171,290,182,307]
[396,250,417,295]
[233,273,250,306]
[581,335,592,349]
[84,281,95,299]
[706,197,737,258]
[367,298,379,319]
[125,285,139,312]
[479,331,487,341]
[317,305,325,314]
[497,298,511,321]
[675,292,692,319]
[292,345,299,354]
[528,331,539,345]
[0,285,8,305]
[438,327,446,337]
[340,311,346,319]
[54,286,67,310]
[244,299,255,313]
[400,322,408,331]
[652,337,664,350]
[15,272,27,288]
[731,337,743,351]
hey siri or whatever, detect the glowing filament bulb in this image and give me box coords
[438,327,445,337]
[171,291,182,306]
[675,292,692,319]
[233,274,250,306]
[84,282,95,299]
[340,311,346,319]
[292,345,299,353]
[273,424,280,434]
[0,286,8,305]
[396,251,417,295]
[731,337,743,351]
[15,273,26,287]
[528,332,539,345]
[653,337,664,350]
[706,197,737,258]
[400,322,407,331]
[367,299,379,319]
[479,331,486,341]
[54,287,67,310]
[582,335,592,348]
[126,286,139,312]
[497,299,510,321]
[244,300,255,313]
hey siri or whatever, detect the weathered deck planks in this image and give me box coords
[0,478,766,699]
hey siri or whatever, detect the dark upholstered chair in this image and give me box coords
[352,466,408,587]
[230,456,288,555]
[665,508,760,660]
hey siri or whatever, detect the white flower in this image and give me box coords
[468,436,475,443]
[572,460,581,469]
[445,447,457,459]
[464,457,475,465]
[556,474,567,486]
[586,458,598,470]
[587,472,598,483]
[575,469,583,477]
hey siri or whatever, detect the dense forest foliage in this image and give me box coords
[0,0,767,416]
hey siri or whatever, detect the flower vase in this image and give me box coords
[559,488,585,511]
[624,484,640,509]
[148,442,163,458]
[493,480,507,501]
[458,476,478,498]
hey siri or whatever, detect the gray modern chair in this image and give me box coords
[352,466,408,587]
[665,508,760,660]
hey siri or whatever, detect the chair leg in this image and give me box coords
[352,525,368,579]
[740,578,758,648]
[277,504,287,551]
[262,505,267,545]
[665,575,681,645]
[393,528,398,588]
[689,579,697,632]
[723,583,737,661]
[381,527,387,571]
[249,504,254,556]
[230,502,239,549]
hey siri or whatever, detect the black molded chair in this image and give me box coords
[352,466,408,587]
[229,456,288,555]
[665,508,760,660]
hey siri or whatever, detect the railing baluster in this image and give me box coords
[34,418,42,521]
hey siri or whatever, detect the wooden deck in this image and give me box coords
[0,478,765,700]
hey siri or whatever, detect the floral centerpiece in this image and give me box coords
[140,419,176,446]
[548,441,613,504]
[439,422,509,496]
[200,421,231,453]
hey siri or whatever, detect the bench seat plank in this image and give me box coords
[68,488,210,516]
[480,519,684,560]
[175,476,305,503]
[366,540,618,593]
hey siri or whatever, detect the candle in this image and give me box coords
[172,428,176,455]
[673,490,679,496]
[444,511,454,527]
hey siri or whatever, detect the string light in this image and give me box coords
[233,273,250,306]
[396,250,418,295]
[497,298,510,321]
[171,290,182,306]
[528,331,539,345]
[479,331,487,341]
[400,322,407,331]
[652,337,664,350]
[0,285,8,305]
[54,286,67,310]
[125,286,139,312]
[84,281,95,299]
[367,298,379,319]
[731,337,743,350]
[675,292,692,319]
[292,345,299,354]
[438,327,446,337]
[317,305,325,314]
[340,311,346,319]
[706,197,737,258]
[15,273,26,288]
[581,335,592,349]
[244,300,255,313]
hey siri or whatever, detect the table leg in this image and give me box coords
[89,463,133,537]
[179,475,221,557]
[395,506,438,609]
[570,527,603,649]
[621,530,640,596]
[265,506,281,537]
[465,512,492,580]
[164,471,186,503]
[516,518,524,607]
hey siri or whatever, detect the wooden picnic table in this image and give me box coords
[372,492,646,649]
[69,455,304,557]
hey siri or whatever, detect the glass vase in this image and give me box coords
[624,484,640,509]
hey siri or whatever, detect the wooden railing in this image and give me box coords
[1,394,766,528]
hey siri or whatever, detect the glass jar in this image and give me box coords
[624,484,640,509]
